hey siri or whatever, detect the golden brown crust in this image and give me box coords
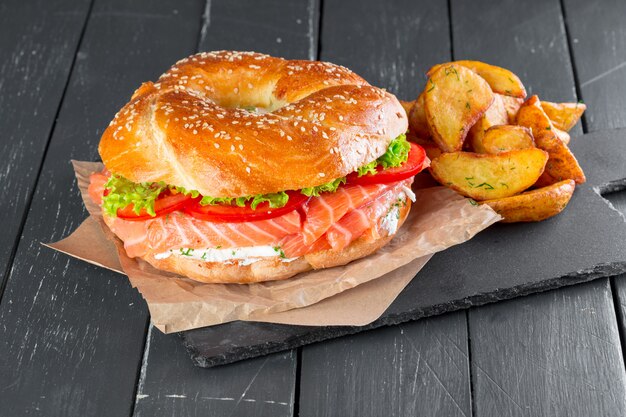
[99,51,408,197]
[139,200,411,284]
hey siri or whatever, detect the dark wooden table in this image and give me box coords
[2,0,626,415]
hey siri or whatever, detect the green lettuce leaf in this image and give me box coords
[358,133,409,176]
[102,175,168,217]
[249,192,289,209]
[301,177,347,197]
[102,175,290,217]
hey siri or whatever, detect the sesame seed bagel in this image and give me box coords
[99,51,408,197]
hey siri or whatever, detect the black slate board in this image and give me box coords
[181,127,626,367]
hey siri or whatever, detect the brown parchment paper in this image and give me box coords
[45,161,500,333]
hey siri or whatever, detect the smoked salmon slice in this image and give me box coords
[90,172,411,260]
[325,186,402,251]
[301,183,393,245]
[106,210,302,257]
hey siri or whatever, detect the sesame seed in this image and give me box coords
[338,115,344,121]
[318,173,326,177]
[214,143,220,148]
[246,167,251,173]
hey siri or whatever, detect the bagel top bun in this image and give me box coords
[99,51,408,197]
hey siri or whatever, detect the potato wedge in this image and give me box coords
[468,93,509,153]
[481,125,534,154]
[516,95,586,184]
[408,92,430,138]
[481,179,575,223]
[554,127,570,145]
[427,60,526,98]
[424,64,494,152]
[406,134,442,161]
[499,94,524,123]
[399,100,414,118]
[421,142,443,161]
[429,148,548,200]
[540,101,586,131]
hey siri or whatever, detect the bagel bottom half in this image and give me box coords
[140,200,411,284]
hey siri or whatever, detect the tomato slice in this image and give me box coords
[346,142,428,186]
[184,191,309,223]
[117,191,193,221]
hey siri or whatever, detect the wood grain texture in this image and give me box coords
[298,1,472,416]
[469,280,626,417]
[317,0,449,100]
[607,191,626,353]
[133,1,319,415]
[133,326,297,417]
[562,0,626,381]
[451,0,626,415]
[562,0,626,131]
[0,1,203,416]
[450,0,581,136]
[198,0,319,60]
[0,0,91,292]
[299,312,471,417]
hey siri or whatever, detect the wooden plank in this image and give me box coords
[316,0,450,100]
[132,1,318,415]
[562,0,626,373]
[0,0,91,292]
[0,1,204,416]
[451,0,626,415]
[562,0,626,131]
[134,326,297,417]
[198,0,319,60]
[469,281,626,416]
[450,0,581,135]
[299,312,471,417]
[298,1,472,416]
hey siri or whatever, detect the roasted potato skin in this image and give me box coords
[428,60,527,98]
[481,125,535,154]
[540,101,586,131]
[425,64,494,152]
[517,95,586,185]
[499,94,524,123]
[406,134,442,162]
[429,148,548,200]
[408,93,430,138]
[399,100,415,118]
[481,180,575,222]
[468,94,509,153]
[410,60,584,223]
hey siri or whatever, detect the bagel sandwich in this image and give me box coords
[88,51,429,284]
